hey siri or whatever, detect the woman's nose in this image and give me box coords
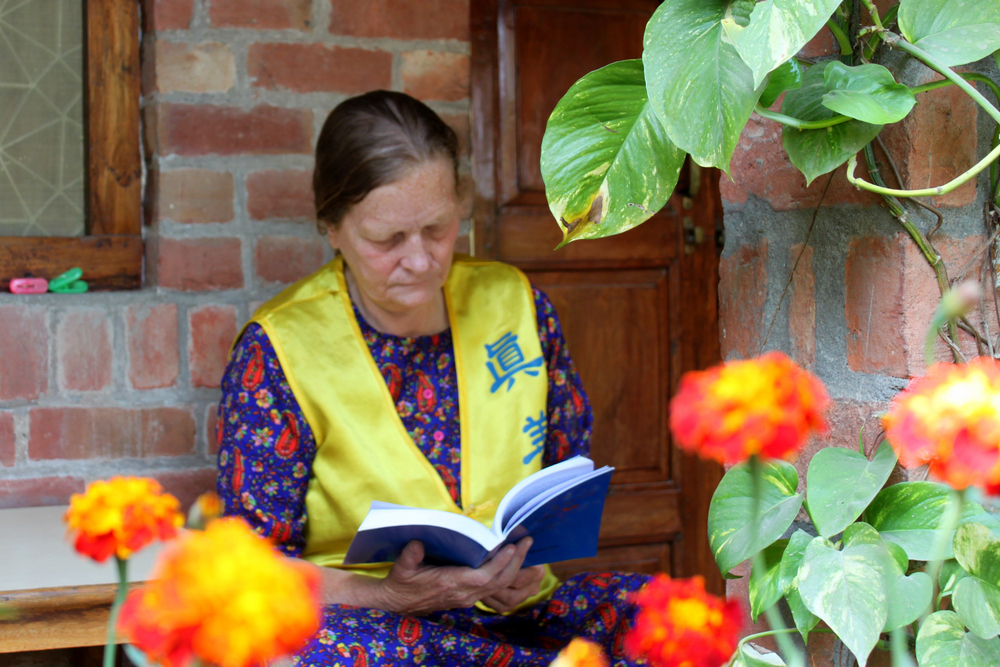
[400,237,431,273]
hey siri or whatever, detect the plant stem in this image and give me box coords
[910,73,1000,107]
[888,35,1000,126]
[754,105,853,130]
[922,489,965,624]
[104,557,129,667]
[890,626,916,667]
[826,19,852,56]
[749,456,804,667]
[846,143,1000,198]
[858,0,884,31]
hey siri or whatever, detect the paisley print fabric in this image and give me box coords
[216,287,648,666]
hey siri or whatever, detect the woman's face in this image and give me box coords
[328,158,461,315]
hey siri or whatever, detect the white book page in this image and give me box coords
[503,466,613,534]
[493,456,594,535]
[358,507,500,550]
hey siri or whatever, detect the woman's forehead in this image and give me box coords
[351,162,457,232]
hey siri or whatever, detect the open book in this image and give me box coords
[343,456,613,569]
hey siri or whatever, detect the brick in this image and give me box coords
[798,28,837,58]
[246,169,314,220]
[57,309,113,392]
[189,305,238,389]
[330,0,468,40]
[401,51,470,102]
[0,411,13,466]
[440,112,470,159]
[882,72,978,208]
[207,403,221,455]
[151,169,235,224]
[719,240,768,360]
[248,43,391,94]
[846,233,989,378]
[255,237,327,285]
[155,238,244,291]
[151,42,236,94]
[128,304,180,390]
[152,104,313,156]
[0,306,48,401]
[29,407,196,460]
[720,113,881,210]
[210,0,311,29]
[142,0,193,31]
[0,477,85,510]
[845,236,908,376]
[151,468,218,513]
[788,244,815,370]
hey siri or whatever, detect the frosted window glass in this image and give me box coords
[0,0,84,237]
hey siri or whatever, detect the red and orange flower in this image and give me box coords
[883,357,1000,492]
[549,638,609,667]
[65,477,184,563]
[118,517,321,667]
[669,352,829,464]
[625,575,743,667]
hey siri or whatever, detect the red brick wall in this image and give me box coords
[0,0,471,511]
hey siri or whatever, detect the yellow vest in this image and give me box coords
[245,254,560,609]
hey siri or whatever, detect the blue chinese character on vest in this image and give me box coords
[522,411,546,464]
[485,332,543,393]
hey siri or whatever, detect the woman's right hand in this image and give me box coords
[375,538,533,615]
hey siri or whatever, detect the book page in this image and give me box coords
[494,456,594,534]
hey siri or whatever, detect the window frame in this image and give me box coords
[0,0,142,291]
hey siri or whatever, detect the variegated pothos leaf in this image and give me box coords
[643,0,766,173]
[540,59,685,246]
[916,611,1000,667]
[726,0,842,88]
[898,0,1000,68]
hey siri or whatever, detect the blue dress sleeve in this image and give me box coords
[216,323,317,557]
[533,288,594,466]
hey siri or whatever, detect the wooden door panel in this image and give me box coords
[511,5,651,195]
[527,269,672,485]
[551,543,671,580]
[495,207,681,266]
[472,0,724,592]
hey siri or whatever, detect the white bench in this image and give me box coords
[0,505,162,653]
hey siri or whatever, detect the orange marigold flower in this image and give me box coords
[625,574,743,667]
[669,352,829,464]
[65,477,184,563]
[186,491,222,530]
[883,357,1000,491]
[118,518,321,667]
[550,638,609,667]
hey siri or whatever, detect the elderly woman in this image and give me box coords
[216,91,649,666]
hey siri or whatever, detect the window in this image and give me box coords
[0,0,141,290]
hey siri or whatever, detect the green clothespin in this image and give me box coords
[49,267,88,293]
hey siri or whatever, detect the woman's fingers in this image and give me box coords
[394,541,426,575]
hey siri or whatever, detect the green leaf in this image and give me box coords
[820,62,916,124]
[939,559,971,599]
[759,59,804,109]
[898,0,1000,68]
[806,440,898,538]
[725,0,842,88]
[781,61,882,185]
[642,0,765,172]
[885,571,933,631]
[798,523,894,667]
[737,644,788,667]
[952,576,1000,639]
[916,610,1000,666]
[750,539,788,621]
[886,540,911,574]
[865,482,1000,560]
[778,530,819,641]
[539,59,686,246]
[954,522,1000,584]
[708,459,804,575]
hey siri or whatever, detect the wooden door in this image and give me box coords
[471,0,725,592]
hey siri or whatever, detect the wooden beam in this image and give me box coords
[0,236,143,290]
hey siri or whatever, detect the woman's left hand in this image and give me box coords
[479,565,546,613]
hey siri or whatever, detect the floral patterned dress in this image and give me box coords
[216,287,650,666]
